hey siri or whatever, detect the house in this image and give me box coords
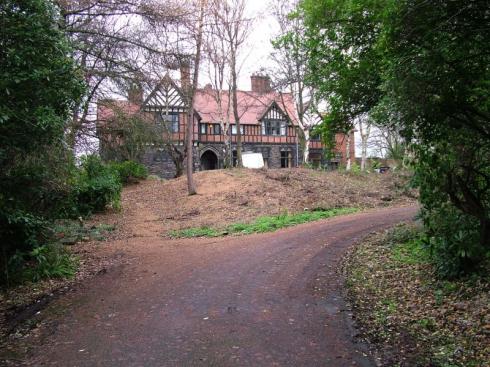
[97,71,354,178]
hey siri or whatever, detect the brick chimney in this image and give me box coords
[128,83,143,105]
[251,74,272,94]
[180,63,191,91]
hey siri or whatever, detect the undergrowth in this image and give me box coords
[169,207,359,238]
[344,224,489,367]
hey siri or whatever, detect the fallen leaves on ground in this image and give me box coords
[343,225,489,367]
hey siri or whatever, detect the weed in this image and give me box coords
[8,243,77,284]
[170,207,359,238]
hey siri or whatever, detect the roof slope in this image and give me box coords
[98,86,299,126]
[194,89,298,125]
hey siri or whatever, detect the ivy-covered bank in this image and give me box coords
[343,225,489,367]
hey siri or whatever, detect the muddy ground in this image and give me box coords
[1,168,416,347]
[91,168,416,239]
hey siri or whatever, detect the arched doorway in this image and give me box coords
[200,150,218,170]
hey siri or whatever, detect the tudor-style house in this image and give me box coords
[97,72,354,179]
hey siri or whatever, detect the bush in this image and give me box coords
[70,155,122,216]
[414,140,490,278]
[421,204,484,279]
[109,160,148,184]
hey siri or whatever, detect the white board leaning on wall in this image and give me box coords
[242,152,264,169]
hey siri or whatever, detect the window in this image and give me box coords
[157,112,179,133]
[262,119,287,136]
[310,131,321,141]
[199,123,207,135]
[231,125,244,135]
[281,151,291,168]
[212,124,221,135]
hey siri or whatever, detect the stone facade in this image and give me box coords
[97,73,354,179]
[142,145,199,179]
[140,142,301,179]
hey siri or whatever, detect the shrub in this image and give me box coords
[421,204,484,279]
[0,209,48,285]
[414,140,490,278]
[70,155,122,216]
[109,160,148,184]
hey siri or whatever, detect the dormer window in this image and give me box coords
[261,103,288,136]
[262,119,286,136]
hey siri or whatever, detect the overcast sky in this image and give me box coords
[220,0,278,90]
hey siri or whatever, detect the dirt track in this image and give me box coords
[11,205,418,366]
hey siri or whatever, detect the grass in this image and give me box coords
[169,207,359,238]
[53,220,116,243]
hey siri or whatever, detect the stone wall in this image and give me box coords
[105,142,301,179]
[201,142,300,169]
[142,145,199,179]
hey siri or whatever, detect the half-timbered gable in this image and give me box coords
[142,76,188,140]
[260,102,290,137]
[97,73,354,178]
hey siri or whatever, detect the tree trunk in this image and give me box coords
[223,130,231,168]
[303,129,310,164]
[230,47,242,168]
[345,132,352,171]
[185,107,196,194]
[175,160,183,178]
[184,0,205,195]
[359,120,371,171]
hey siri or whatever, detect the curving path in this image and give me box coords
[22,205,417,366]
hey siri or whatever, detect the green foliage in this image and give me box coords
[413,138,490,277]
[53,220,115,244]
[0,0,85,155]
[169,226,222,238]
[8,244,77,284]
[109,160,148,184]
[349,162,361,175]
[100,109,164,162]
[70,155,122,216]
[371,160,381,170]
[0,0,84,282]
[170,207,359,238]
[299,0,490,276]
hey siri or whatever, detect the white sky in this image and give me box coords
[224,0,278,90]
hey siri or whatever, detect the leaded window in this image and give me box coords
[231,125,244,135]
[262,119,287,136]
[212,123,221,135]
[157,112,179,133]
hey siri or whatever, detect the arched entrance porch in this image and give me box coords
[200,150,218,170]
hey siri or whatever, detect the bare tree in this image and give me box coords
[56,0,183,153]
[204,14,233,167]
[368,125,406,161]
[210,0,252,168]
[169,0,209,194]
[270,0,316,164]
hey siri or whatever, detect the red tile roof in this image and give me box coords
[97,88,299,126]
[194,89,298,125]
